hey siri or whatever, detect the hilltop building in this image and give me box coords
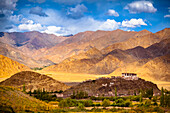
[122,73,138,80]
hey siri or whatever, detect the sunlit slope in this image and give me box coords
[0,55,30,80]
[0,85,51,112]
[0,71,70,92]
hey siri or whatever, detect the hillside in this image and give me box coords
[0,55,30,80]
[0,31,69,67]
[42,29,139,63]
[0,41,54,67]
[110,54,170,82]
[43,37,170,76]
[0,71,70,92]
[0,85,51,112]
[63,77,160,97]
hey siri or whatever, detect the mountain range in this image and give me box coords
[0,28,169,84]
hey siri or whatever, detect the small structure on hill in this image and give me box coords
[56,93,63,98]
[122,73,138,80]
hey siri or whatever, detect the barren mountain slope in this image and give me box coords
[43,29,139,63]
[102,28,170,55]
[0,41,54,67]
[0,71,70,92]
[0,31,69,67]
[43,36,170,76]
[43,47,104,73]
[0,55,30,79]
[110,54,170,82]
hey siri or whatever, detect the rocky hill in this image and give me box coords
[0,55,30,80]
[63,77,160,97]
[0,71,70,92]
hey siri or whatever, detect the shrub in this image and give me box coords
[115,98,124,104]
[144,100,151,107]
[58,99,69,108]
[102,99,110,108]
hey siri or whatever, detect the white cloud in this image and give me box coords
[42,26,68,36]
[15,9,149,36]
[124,1,157,13]
[18,20,46,31]
[106,9,119,17]
[67,4,87,19]
[164,15,170,18]
[122,18,147,28]
[99,19,121,30]
[0,0,18,10]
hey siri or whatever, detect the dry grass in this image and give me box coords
[36,70,109,82]
[0,85,53,112]
[152,81,170,90]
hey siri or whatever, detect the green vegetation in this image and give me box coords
[102,99,110,108]
[1,85,169,112]
[70,90,88,99]
[160,87,170,107]
[27,89,59,102]
[32,66,48,71]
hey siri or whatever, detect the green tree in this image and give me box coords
[153,96,158,106]
[115,87,117,98]
[23,83,26,92]
[102,99,110,108]
[164,94,170,107]
[145,88,153,100]
[134,90,136,96]
[139,91,143,102]
[59,99,69,108]
[160,87,164,107]
[78,103,84,110]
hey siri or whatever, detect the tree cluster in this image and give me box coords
[70,91,88,99]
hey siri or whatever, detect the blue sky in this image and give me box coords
[0,0,169,36]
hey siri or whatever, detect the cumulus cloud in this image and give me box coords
[67,4,87,19]
[53,0,82,5]
[28,0,45,4]
[164,15,170,18]
[106,9,119,17]
[0,0,18,31]
[18,20,46,31]
[124,1,157,13]
[99,19,121,30]
[42,26,68,36]
[0,0,18,10]
[122,18,147,28]
[29,6,48,17]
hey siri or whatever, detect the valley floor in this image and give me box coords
[35,70,170,90]
[36,70,109,82]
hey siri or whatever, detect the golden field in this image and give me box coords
[36,70,109,82]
